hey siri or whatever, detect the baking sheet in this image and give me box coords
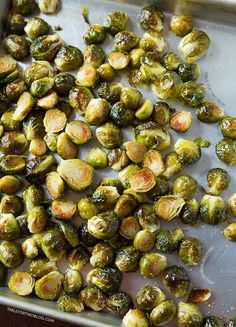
[0,0,236,325]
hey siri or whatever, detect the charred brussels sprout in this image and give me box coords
[215,138,236,165]
[137,5,163,32]
[170,15,193,36]
[88,211,119,240]
[107,292,132,316]
[38,0,60,14]
[54,73,75,96]
[92,186,120,211]
[178,30,210,63]
[4,79,27,103]
[35,271,64,301]
[134,230,156,252]
[122,309,149,327]
[67,244,90,270]
[24,18,50,40]
[179,237,203,266]
[178,81,206,107]
[57,294,84,313]
[86,267,122,295]
[162,265,190,297]
[110,102,134,127]
[174,138,201,165]
[55,45,83,71]
[30,34,63,62]
[154,196,185,221]
[134,203,160,233]
[114,31,139,52]
[80,285,107,311]
[84,45,105,68]
[224,222,236,242]
[220,116,236,139]
[3,35,30,61]
[6,14,26,35]
[177,302,203,327]
[97,82,122,104]
[42,228,66,261]
[83,25,106,45]
[0,155,26,175]
[50,199,76,220]
[200,194,227,225]
[26,155,56,184]
[161,51,181,70]
[207,167,230,195]
[8,272,35,296]
[90,242,115,268]
[77,197,99,220]
[115,245,140,272]
[22,184,44,212]
[196,101,224,123]
[0,241,23,268]
[28,258,58,278]
[136,285,165,311]
[0,213,20,241]
[180,199,199,225]
[63,269,83,294]
[85,98,110,126]
[155,228,184,253]
[108,149,129,171]
[30,77,54,97]
[173,175,198,200]
[86,147,108,169]
[150,300,177,326]
[177,62,200,82]
[69,86,93,114]
[0,195,23,216]
[96,122,122,149]
[140,253,167,278]
[169,111,192,133]
[202,316,224,327]
[97,63,116,82]
[0,175,21,194]
[104,11,128,36]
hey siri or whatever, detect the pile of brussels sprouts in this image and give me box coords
[0,0,236,326]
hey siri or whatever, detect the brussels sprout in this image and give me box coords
[83,24,106,45]
[13,91,34,122]
[152,71,182,100]
[96,122,122,149]
[77,197,98,221]
[0,155,26,175]
[80,285,107,311]
[76,65,99,88]
[6,14,26,35]
[228,193,236,217]
[30,34,63,62]
[172,175,198,200]
[56,132,77,160]
[110,102,134,127]
[120,87,142,110]
[134,122,171,150]
[196,101,224,123]
[43,133,57,152]
[148,179,170,203]
[8,272,35,297]
[118,216,140,240]
[97,63,116,82]
[29,138,47,156]
[22,184,44,213]
[179,237,203,266]
[155,228,184,254]
[161,51,181,71]
[114,193,136,219]
[104,11,128,36]
[92,186,120,211]
[52,73,75,97]
[170,111,192,133]
[16,214,30,237]
[137,5,163,32]
[38,0,60,14]
[50,199,76,221]
[86,267,122,295]
[98,82,122,104]
[142,150,164,176]
[122,309,149,327]
[31,231,45,251]
[134,203,160,233]
[26,155,56,184]
[161,152,181,180]
[154,196,185,221]
[136,285,165,311]
[4,79,27,103]
[88,211,119,240]
[0,213,20,241]
[57,294,84,313]
[201,316,224,327]
[25,18,50,42]
[139,61,166,84]
[133,230,156,252]
[223,222,236,242]
[220,116,236,139]
[135,99,154,121]
[108,149,129,172]
[90,242,114,268]
[35,271,63,300]
[180,199,199,225]
[178,81,206,107]
[24,61,55,86]
[108,51,130,70]
[83,45,105,68]
[130,48,145,68]
[114,31,139,52]
[77,224,98,248]
[27,206,48,234]
[0,175,21,195]
[200,194,227,225]
[187,288,212,304]
[151,102,171,126]
[42,228,66,260]
[118,164,140,189]
[58,222,79,248]
[177,302,203,327]
[106,292,132,317]
[63,269,83,294]
[22,238,38,259]
[3,35,30,61]
[163,265,190,297]
[55,45,83,71]
[207,167,230,195]
[85,98,110,126]
[129,167,156,193]
[46,171,65,200]
[177,62,200,82]
[67,244,90,270]
[115,245,140,272]
[179,30,210,63]
[12,0,37,15]
[170,15,193,36]
[140,30,166,54]
[28,257,58,278]
[174,138,201,165]
[43,109,67,134]
[86,147,107,169]
[69,86,93,114]
[123,142,146,165]
[99,177,123,193]
[215,138,236,165]
[22,111,45,141]
[225,317,236,327]
[0,56,17,79]
[140,253,167,278]
[150,300,177,326]
[0,194,23,216]
[30,77,54,98]
[0,241,23,268]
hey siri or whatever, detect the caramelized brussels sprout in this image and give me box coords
[88,211,119,240]
[152,71,182,100]
[130,48,145,68]
[123,141,146,164]
[119,216,141,240]
[134,203,160,233]
[30,77,54,98]
[135,99,154,120]
[43,109,67,134]
[4,79,27,103]
[29,138,47,156]
[46,171,65,199]
[207,168,230,195]
[13,91,34,121]
[174,138,201,165]
[0,56,17,79]
[140,30,166,53]
[170,15,193,36]
[136,285,165,311]
[196,101,224,123]
[90,242,114,268]
[156,228,184,253]
[68,86,93,114]
[0,241,23,268]
[0,213,20,241]
[86,147,108,169]
[108,149,129,172]
[107,292,132,316]
[122,309,149,327]
[104,11,128,36]
[54,45,83,71]
[200,194,227,225]
[220,116,236,139]
[161,51,181,70]
[178,81,206,107]
[108,51,130,70]
[139,61,166,84]
[154,195,185,221]
[3,35,30,61]
[84,45,105,68]
[223,222,236,242]
[0,108,22,132]
[92,186,120,211]
[67,244,90,270]
[150,300,177,326]
[114,193,136,219]
[169,111,192,133]
[137,5,163,32]
[85,98,110,126]
[0,155,26,175]
[162,265,190,297]
[28,258,58,278]
[22,110,45,141]
[228,193,236,217]
[0,195,23,216]
[143,150,164,176]
[77,224,98,248]
[187,288,212,304]
[8,272,35,296]
[180,199,199,225]
[80,285,107,311]
[24,17,49,40]
[179,237,203,266]
[24,61,55,85]
[83,24,106,45]
[76,65,99,87]
[49,198,76,221]
[26,155,56,184]
[22,238,38,259]
[27,206,48,234]
[41,228,66,260]
[43,133,58,152]
[56,132,77,160]
[215,138,236,165]
[129,167,156,193]
[35,271,63,300]
[114,31,139,52]
[201,316,224,327]
[6,14,26,35]
[120,87,142,110]
[97,63,116,82]
[0,175,21,194]
[96,122,122,149]
[134,230,156,252]
[57,294,84,313]
[139,253,167,278]
[22,184,44,212]
[110,101,134,127]
[115,245,140,272]
[30,34,63,62]
[177,62,200,82]
[152,101,172,126]
[36,88,57,108]
[63,269,83,294]
[173,175,197,200]
[177,302,203,327]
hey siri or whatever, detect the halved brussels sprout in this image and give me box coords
[110,101,134,127]
[0,213,20,241]
[177,62,200,82]
[104,11,128,36]
[35,271,64,300]
[46,171,65,199]
[92,186,120,211]
[143,150,164,176]
[57,294,84,313]
[215,138,236,165]
[69,87,92,115]
[6,14,26,35]
[0,131,28,155]
[179,237,203,266]
[84,45,105,68]
[129,167,156,193]
[86,267,122,295]
[0,195,23,216]
[139,61,166,84]
[139,253,167,278]
[30,34,63,62]
[59,222,79,248]
[224,222,236,242]
[170,15,193,36]
[8,272,35,296]
[30,77,54,98]
[108,149,129,172]
[134,203,160,233]
[120,87,142,110]
[85,98,110,126]
[77,224,98,247]
[107,292,132,317]
[0,241,23,268]
[53,73,75,97]
[50,198,76,221]
[200,194,227,225]
[4,79,27,103]
[0,56,17,79]
[80,285,107,311]
[63,269,83,294]
[0,155,26,175]
[27,206,48,234]
[13,91,34,122]
[88,211,119,240]
[57,132,77,160]
[130,48,145,68]
[97,63,116,82]
[163,265,190,297]
[22,238,38,259]
[24,17,49,41]
[24,61,55,85]
[134,230,156,252]
[187,288,212,304]
[28,258,58,278]
[29,138,47,156]
[152,71,181,100]
[173,175,198,200]
[55,45,83,71]
[201,316,224,327]
[122,309,149,327]
[77,196,99,220]
[135,99,154,121]
[169,111,192,133]
[43,109,67,134]
[86,147,108,169]
[174,138,201,165]
[108,51,130,70]
[37,90,58,109]
[123,141,146,164]
[76,65,99,88]
[115,245,140,272]
[22,184,44,212]
[136,285,165,311]
[161,51,181,70]
[177,302,203,327]
[115,193,137,219]
[180,199,199,225]
[119,216,141,240]
[96,122,122,149]
[42,228,66,261]
[140,30,166,53]
[114,31,139,52]
[155,228,184,253]
[90,242,115,268]
[220,116,236,139]
[152,101,173,126]
[22,110,45,141]
[67,244,90,270]
[178,81,206,107]
[196,101,224,123]
[137,5,163,32]
[3,35,30,61]
[0,175,21,194]
[162,151,182,180]
[228,194,236,217]
[207,167,230,195]
[154,195,185,221]
[16,214,30,237]
[150,300,177,326]
[98,82,122,104]
[26,155,56,184]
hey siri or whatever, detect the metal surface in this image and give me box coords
[0,0,236,326]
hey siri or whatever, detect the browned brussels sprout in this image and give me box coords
[115,245,140,272]
[6,14,26,35]
[104,11,128,36]
[162,265,190,297]
[107,292,132,316]
[30,34,63,62]
[80,285,107,311]
[3,35,30,61]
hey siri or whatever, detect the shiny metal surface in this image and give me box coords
[0,0,236,326]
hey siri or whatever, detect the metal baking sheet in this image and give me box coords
[0,0,236,326]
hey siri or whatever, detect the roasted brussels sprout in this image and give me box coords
[76,65,99,87]
[161,51,181,71]
[215,138,236,165]
[130,48,145,68]
[0,241,23,268]
[134,203,160,233]
[107,292,132,316]
[57,294,84,313]
[187,288,212,304]
[92,186,120,211]
[201,316,224,327]
[0,175,21,195]
[173,175,197,200]
[200,194,227,225]
[22,238,38,259]
[96,122,122,149]
[24,61,55,85]
[13,92,34,122]
[90,242,114,268]
[24,17,49,40]
[29,138,47,156]
[67,244,90,271]
[224,222,236,242]
[83,45,105,68]
[42,228,66,260]
[30,77,54,98]
[56,132,77,160]
[0,194,23,216]
[140,30,166,53]
[177,302,203,327]
[196,101,224,123]
[162,265,190,297]
[133,230,156,252]
[115,245,140,272]
[179,237,203,266]
[83,24,106,45]
[137,5,163,32]
[38,0,60,14]
[154,195,185,221]
[3,35,30,61]
[220,116,236,139]
[58,222,79,248]
[88,211,119,240]
[139,253,167,279]
[26,155,56,184]
[0,155,26,175]
[63,269,83,294]
[108,149,129,172]
[129,167,156,193]
[170,111,192,133]
[104,11,128,36]
[0,56,17,79]
[69,86,93,114]
[98,83,122,105]
[151,101,172,126]
[52,73,75,97]
[110,102,134,127]
[77,197,98,221]
[8,272,35,296]
[119,216,140,240]
[86,267,122,295]
[123,141,146,164]
[1,110,21,133]
[30,34,63,62]
[85,98,110,126]
[80,285,107,311]
[120,87,142,110]
[180,199,199,225]
[174,138,201,165]
[46,171,65,199]
[22,110,45,141]
[155,228,184,253]
[136,285,165,311]
[6,14,26,35]
[139,60,166,84]
[97,63,116,82]
[50,199,76,220]
[178,81,206,107]
[170,15,193,36]
[37,90,58,109]
[122,309,149,327]
[135,99,154,120]
[64,120,91,146]
[100,177,124,194]
[0,213,20,241]
[4,79,27,103]
[152,71,181,100]
[77,224,98,248]
[16,214,30,237]
[12,0,37,15]
[86,147,108,169]
[177,62,200,82]
[43,109,67,134]
[55,45,83,71]
[115,194,136,220]
[228,193,236,216]
[114,31,139,52]
[108,51,130,70]
[143,150,164,176]
[44,133,57,152]
[28,258,58,278]
[150,300,177,326]
[207,167,230,195]
[22,184,44,212]
[35,271,63,300]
